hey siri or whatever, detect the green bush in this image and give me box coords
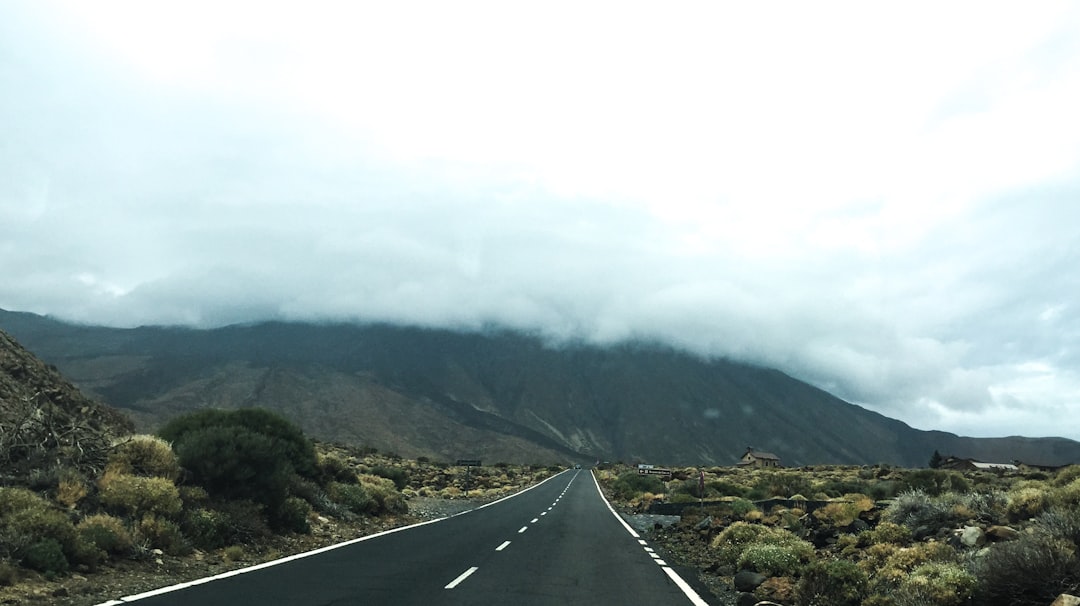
[172,425,292,516]
[317,453,358,484]
[749,471,814,500]
[330,482,375,516]
[180,501,272,548]
[898,562,976,606]
[611,472,666,500]
[900,470,970,496]
[371,466,409,491]
[180,508,232,550]
[796,559,867,606]
[707,480,749,498]
[883,490,969,538]
[728,498,758,518]
[0,559,16,586]
[974,532,1080,605]
[0,487,77,563]
[98,472,182,518]
[1006,486,1050,521]
[22,539,68,577]
[359,476,407,515]
[273,497,312,534]
[78,514,133,556]
[738,540,813,576]
[107,435,181,480]
[159,408,316,479]
[137,515,190,556]
[862,521,911,546]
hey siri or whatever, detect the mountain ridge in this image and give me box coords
[2,309,1077,468]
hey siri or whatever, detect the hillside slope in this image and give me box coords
[2,310,1078,467]
[0,327,133,484]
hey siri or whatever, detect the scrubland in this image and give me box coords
[597,462,1080,605]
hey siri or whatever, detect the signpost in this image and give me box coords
[457,459,481,496]
[637,464,672,477]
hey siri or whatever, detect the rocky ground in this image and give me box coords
[0,496,493,606]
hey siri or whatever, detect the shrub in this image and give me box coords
[1036,506,1080,547]
[0,487,77,562]
[0,559,16,586]
[136,515,190,556]
[863,521,911,546]
[56,469,88,509]
[750,472,814,500]
[98,471,182,518]
[317,453,357,484]
[795,559,867,606]
[611,472,666,501]
[897,562,976,606]
[22,539,68,577]
[273,497,312,534]
[738,540,813,576]
[1052,478,1080,509]
[1006,486,1050,521]
[180,508,233,550]
[814,495,875,527]
[371,466,409,491]
[728,498,758,518]
[712,521,773,564]
[883,490,967,538]
[707,480,749,498]
[900,470,970,496]
[171,425,291,517]
[199,500,271,546]
[974,532,1080,605]
[1052,465,1080,487]
[78,514,133,556]
[359,475,407,515]
[108,435,181,480]
[330,482,375,515]
[159,408,316,479]
[713,521,811,571]
[873,542,958,586]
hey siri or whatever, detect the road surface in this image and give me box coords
[99,469,711,605]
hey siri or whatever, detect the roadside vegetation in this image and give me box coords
[597,462,1080,605]
[0,407,559,604]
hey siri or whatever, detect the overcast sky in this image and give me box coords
[2,2,1079,441]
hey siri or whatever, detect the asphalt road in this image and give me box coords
[101,469,710,606]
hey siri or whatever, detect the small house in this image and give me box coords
[939,457,1018,472]
[737,447,782,468]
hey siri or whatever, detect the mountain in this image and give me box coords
[0,326,133,485]
[2,309,1078,468]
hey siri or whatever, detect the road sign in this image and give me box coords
[637,467,672,476]
[456,459,482,467]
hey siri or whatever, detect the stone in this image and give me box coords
[986,525,1020,541]
[734,570,767,592]
[1052,594,1080,606]
[960,526,986,548]
[735,593,759,606]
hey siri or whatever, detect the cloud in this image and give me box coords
[2,1,1080,440]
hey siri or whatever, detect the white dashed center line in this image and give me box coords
[444,567,479,589]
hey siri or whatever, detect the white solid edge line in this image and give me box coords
[445,566,479,589]
[589,470,709,606]
[97,469,574,605]
[663,567,710,606]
